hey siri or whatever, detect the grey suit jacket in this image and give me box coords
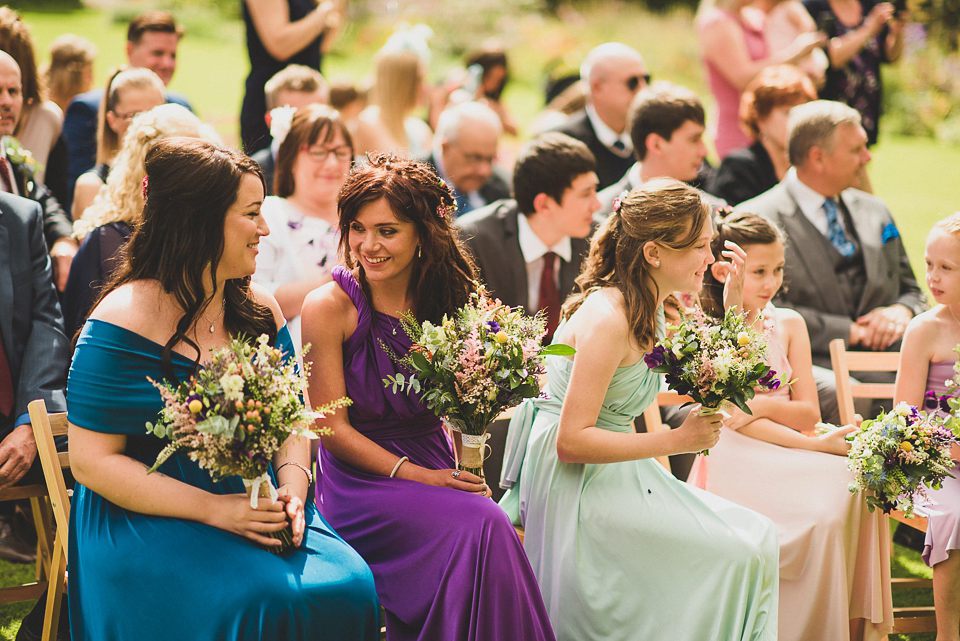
[456,199,594,310]
[736,182,926,361]
[0,192,69,432]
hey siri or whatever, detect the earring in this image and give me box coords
[654,260,661,268]
[417,246,422,259]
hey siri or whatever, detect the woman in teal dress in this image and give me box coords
[66,138,379,640]
[500,178,780,641]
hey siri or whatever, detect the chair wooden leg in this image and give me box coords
[43,536,66,641]
[29,496,53,581]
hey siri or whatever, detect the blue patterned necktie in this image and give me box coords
[823,197,855,257]
[454,191,472,216]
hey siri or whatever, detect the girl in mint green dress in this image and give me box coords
[500,178,779,641]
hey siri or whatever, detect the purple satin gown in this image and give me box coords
[315,267,556,641]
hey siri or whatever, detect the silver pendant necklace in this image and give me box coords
[208,299,225,333]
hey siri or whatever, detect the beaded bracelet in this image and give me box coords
[389,456,409,478]
[276,461,313,485]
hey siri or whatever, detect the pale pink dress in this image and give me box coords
[697,6,768,159]
[689,305,893,641]
[921,361,960,569]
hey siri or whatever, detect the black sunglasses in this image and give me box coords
[625,74,652,91]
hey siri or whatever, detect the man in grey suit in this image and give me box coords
[737,100,925,422]
[0,191,69,565]
[456,132,600,341]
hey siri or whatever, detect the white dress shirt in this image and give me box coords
[586,104,633,158]
[517,213,572,310]
[783,166,847,237]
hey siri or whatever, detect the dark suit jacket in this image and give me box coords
[0,192,68,434]
[63,88,193,211]
[737,182,926,364]
[251,147,275,196]
[709,140,779,206]
[550,110,633,191]
[456,199,594,310]
[596,166,727,217]
[424,154,511,212]
[6,154,73,249]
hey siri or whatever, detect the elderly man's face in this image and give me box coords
[0,57,23,137]
[441,123,499,194]
[819,123,871,193]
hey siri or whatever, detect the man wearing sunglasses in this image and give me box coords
[550,42,650,190]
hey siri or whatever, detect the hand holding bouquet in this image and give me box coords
[644,306,783,452]
[846,402,959,516]
[146,335,350,552]
[384,288,573,481]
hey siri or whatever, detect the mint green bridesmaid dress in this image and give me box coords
[500,314,780,641]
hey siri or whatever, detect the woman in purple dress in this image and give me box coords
[302,153,556,641]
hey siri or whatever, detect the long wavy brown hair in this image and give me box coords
[563,178,710,350]
[96,138,275,380]
[337,152,477,324]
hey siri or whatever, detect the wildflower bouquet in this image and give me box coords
[145,335,350,552]
[847,402,959,516]
[644,307,782,453]
[384,289,574,481]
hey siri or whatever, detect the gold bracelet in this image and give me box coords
[276,461,313,485]
[389,456,409,478]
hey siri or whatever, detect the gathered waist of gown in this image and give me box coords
[351,411,444,442]
[500,394,636,489]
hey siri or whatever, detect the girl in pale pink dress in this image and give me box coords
[893,213,960,641]
[696,0,825,158]
[689,210,893,641]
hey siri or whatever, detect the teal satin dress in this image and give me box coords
[67,320,379,641]
[500,313,780,641]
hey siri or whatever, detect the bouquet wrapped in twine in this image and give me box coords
[644,306,784,451]
[146,335,349,552]
[384,288,573,480]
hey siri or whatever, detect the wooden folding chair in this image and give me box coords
[0,412,56,606]
[828,338,935,634]
[27,399,70,641]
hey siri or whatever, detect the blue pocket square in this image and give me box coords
[882,222,900,244]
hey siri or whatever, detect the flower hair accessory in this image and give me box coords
[612,190,628,214]
[141,175,149,200]
[437,200,458,219]
[268,105,298,147]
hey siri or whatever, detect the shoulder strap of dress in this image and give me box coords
[332,265,371,329]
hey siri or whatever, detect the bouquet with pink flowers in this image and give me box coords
[385,288,573,481]
[644,307,783,452]
[146,334,350,551]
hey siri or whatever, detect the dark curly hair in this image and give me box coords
[337,152,478,323]
[97,137,275,380]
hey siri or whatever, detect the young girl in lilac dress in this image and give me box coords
[692,210,893,641]
[894,212,960,641]
[302,153,556,641]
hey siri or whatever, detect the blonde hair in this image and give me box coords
[934,212,960,236]
[95,67,165,165]
[76,103,219,241]
[372,49,423,146]
[41,34,96,109]
[564,178,710,349]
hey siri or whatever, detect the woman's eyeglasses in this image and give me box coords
[304,146,353,162]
